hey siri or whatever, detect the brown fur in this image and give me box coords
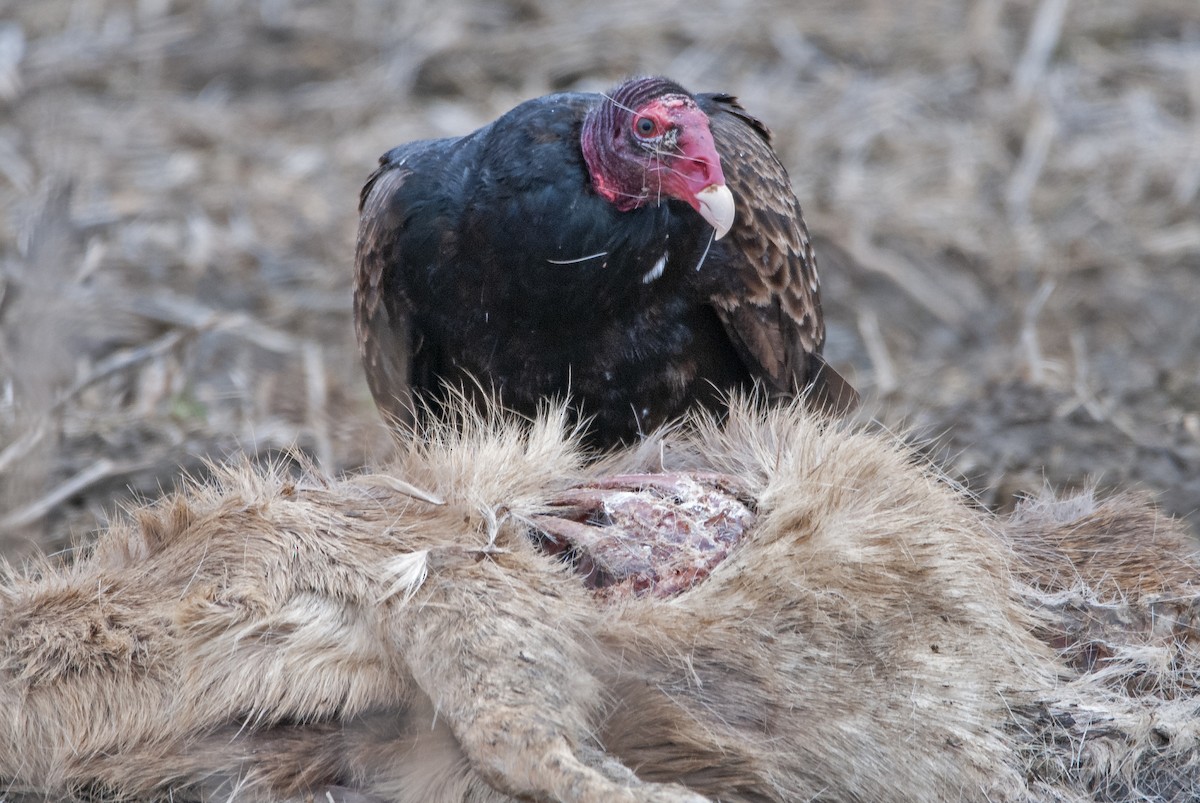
[0,402,1196,802]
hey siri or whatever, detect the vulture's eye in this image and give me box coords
[634,117,659,138]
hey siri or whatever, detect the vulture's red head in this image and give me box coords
[582,77,735,239]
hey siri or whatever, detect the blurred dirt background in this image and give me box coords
[1,0,1197,556]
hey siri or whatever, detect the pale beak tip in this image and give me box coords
[695,183,735,241]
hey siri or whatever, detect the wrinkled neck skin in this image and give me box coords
[581,77,694,212]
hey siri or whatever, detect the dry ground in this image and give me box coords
[1,0,1198,554]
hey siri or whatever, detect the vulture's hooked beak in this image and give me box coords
[695,184,735,241]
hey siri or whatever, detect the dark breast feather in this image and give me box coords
[352,97,623,427]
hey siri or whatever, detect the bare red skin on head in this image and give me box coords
[582,91,726,214]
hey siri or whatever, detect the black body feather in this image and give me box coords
[355,85,855,447]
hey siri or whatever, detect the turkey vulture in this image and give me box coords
[355,75,856,446]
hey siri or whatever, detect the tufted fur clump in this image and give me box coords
[0,401,1196,802]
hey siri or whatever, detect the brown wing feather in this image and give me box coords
[701,93,858,415]
[354,164,416,426]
